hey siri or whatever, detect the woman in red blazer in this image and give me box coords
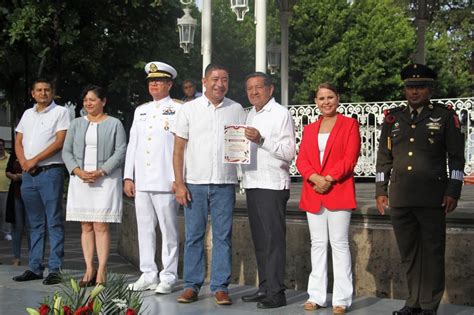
[296,83,360,314]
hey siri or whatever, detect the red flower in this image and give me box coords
[39,304,50,315]
[63,306,72,315]
[125,308,137,315]
[73,305,90,315]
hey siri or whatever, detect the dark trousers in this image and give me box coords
[245,188,289,297]
[390,207,446,311]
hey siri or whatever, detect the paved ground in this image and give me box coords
[0,182,473,314]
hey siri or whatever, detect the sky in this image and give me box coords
[195,0,203,10]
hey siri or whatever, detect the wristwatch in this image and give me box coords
[258,136,265,146]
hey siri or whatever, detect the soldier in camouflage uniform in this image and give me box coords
[375,63,465,315]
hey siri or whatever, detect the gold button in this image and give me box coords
[147,162,150,166]
[146,150,150,154]
[407,166,412,171]
[149,126,153,129]
[410,138,414,142]
[408,152,413,156]
[148,137,151,141]
[153,115,156,118]
[411,124,416,129]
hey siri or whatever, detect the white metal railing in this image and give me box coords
[287,98,474,178]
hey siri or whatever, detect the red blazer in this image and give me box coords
[296,114,361,213]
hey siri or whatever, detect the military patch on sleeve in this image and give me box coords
[451,170,464,181]
[385,115,396,124]
[453,115,461,129]
[376,172,385,182]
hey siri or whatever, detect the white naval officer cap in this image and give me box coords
[144,61,177,80]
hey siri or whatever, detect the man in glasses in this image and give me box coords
[125,61,181,295]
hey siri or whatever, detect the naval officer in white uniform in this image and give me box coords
[125,61,181,294]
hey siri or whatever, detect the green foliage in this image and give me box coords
[0,0,201,130]
[290,0,415,103]
[98,274,145,314]
[1,0,471,124]
[27,271,144,314]
[290,0,472,103]
[425,3,473,98]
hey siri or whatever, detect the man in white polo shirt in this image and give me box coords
[13,78,70,285]
[173,64,246,305]
[240,72,296,309]
[124,61,181,294]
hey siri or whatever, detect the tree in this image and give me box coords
[289,0,415,103]
[0,0,203,129]
[425,2,473,98]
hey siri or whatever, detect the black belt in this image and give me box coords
[29,164,64,176]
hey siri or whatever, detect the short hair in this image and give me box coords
[316,82,339,96]
[245,72,273,87]
[204,64,229,78]
[81,85,106,100]
[31,78,53,90]
[182,79,196,87]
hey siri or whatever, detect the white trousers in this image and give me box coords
[135,191,179,284]
[306,207,353,307]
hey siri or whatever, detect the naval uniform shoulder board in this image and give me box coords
[383,106,405,124]
[172,98,184,104]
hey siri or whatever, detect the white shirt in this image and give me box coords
[173,95,246,184]
[16,101,70,166]
[318,133,330,164]
[242,98,296,190]
[124,96,181,192]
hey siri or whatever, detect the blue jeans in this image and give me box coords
[11,197,29,259]
[21,167,65,275]
[183,184,235,293]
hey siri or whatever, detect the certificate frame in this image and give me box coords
[224,124,250,164]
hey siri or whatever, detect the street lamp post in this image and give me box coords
[267,42,281,74]
[177,7,198,54]
[230,0,250,21]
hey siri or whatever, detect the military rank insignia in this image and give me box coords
[162,106,176,115]
[426,117,442,131]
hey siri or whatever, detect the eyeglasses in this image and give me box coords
[149,81,169,87]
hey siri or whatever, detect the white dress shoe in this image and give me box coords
[155,281,174,294]
[127,274,157,291]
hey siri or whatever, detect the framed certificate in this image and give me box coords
[224,125,250,164]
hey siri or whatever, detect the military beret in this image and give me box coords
[401,63,437,87]
[144,61,177,80]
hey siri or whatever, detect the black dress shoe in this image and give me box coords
[257,295,287,309]
[242,291,266,302]
[12,270,43,282]
[43,272,62,285]
[393,306,422,315]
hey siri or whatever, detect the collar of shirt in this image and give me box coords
[251,97,277,114]
[153,96,171,107]
[202,94,226,109]
[408,105,424,114]
[33,101,57,113]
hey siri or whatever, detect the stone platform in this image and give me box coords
[117,182,474,306]
[0,265,473,315]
